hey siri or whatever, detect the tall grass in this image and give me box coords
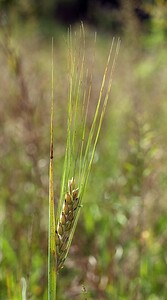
[48,26,120,299]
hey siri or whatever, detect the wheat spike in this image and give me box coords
[56,178,79,271]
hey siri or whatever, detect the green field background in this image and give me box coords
[0,1,167,299]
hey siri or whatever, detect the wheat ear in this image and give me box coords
[56,178,79,271]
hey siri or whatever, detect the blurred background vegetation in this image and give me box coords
[0,0,167,299]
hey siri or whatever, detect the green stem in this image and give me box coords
[48,158,56,300]
[48,38,56,300]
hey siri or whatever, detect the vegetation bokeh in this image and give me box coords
[0,1,167,299]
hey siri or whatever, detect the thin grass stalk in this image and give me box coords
[80,39,115,183]
[71,24,85,164]
[55,28,120,274]
[48,38,56,300]
[59,37,120,265]
[82,37,121,197]
[55,29,86,267]
[59,27,84,209]
[65,38,121,256]
[59,29,74,211]
[78,33,97,182]
[79,38,116,196]
[65,26,84,180]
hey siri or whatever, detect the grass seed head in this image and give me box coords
[56,178,79,271]
[58,223,64,236]
[65,192,72,204]
[61,212,66,225]
[64,201,69,214]
[72,188,79,199]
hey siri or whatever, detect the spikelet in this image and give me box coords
[56,178,79,271]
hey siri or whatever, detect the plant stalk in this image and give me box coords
[48,38,56,300]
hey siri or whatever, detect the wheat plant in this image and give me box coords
[48,25,120,299]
